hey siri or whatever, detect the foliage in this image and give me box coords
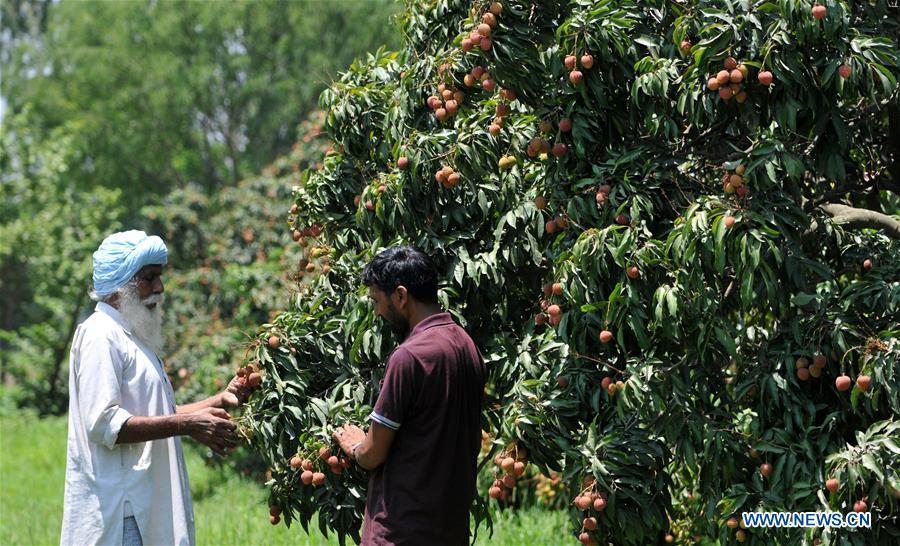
[0,110,124,414]
[1,0,402,208]
[243,1,900,545]
[145,114,332,406]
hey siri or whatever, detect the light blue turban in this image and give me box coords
[92,230,168,296]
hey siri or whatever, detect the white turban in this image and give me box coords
[92,230,168,296]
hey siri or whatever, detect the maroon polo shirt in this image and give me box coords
[362,312,485,546]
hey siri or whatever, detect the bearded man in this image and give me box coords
[60,230,250,546]
[333,247,486,545]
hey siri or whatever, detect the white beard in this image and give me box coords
[117,285,165,355]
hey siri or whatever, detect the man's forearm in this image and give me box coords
[176,394,222,415]
[354,437,377,470]
[116,414,191,444]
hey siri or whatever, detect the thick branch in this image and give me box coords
[821,203,900,239]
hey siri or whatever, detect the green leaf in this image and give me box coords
[861,454,884,480]
[791,292,816,306]
[715,326,736,357]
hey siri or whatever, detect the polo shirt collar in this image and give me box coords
[96,301,132,334]
[408,311,454,338]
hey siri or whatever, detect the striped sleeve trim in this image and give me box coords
[370,412,401,430]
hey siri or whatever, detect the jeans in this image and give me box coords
[123,516,143,546]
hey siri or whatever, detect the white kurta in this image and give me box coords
[61,302,195,546]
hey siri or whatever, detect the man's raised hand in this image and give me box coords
[333,424,366,458]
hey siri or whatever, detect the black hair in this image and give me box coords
[360,246,439,304]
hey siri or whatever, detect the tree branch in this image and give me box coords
[683,117,731,151]
[820,203,900,239]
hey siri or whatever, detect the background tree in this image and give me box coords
[0,109,124,414]
[242,1,899,545]
[147,113,332,405]
[2,0,401,205]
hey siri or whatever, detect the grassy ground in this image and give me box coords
[0,416,569,545]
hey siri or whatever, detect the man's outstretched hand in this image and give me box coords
[333,424,366,457]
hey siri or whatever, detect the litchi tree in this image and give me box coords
[239,2,900,545]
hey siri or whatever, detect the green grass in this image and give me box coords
[0,415,67,545]
[0,416,569,545]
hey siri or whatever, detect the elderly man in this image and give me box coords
[333,247,486,545]
[61,230,250,546]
